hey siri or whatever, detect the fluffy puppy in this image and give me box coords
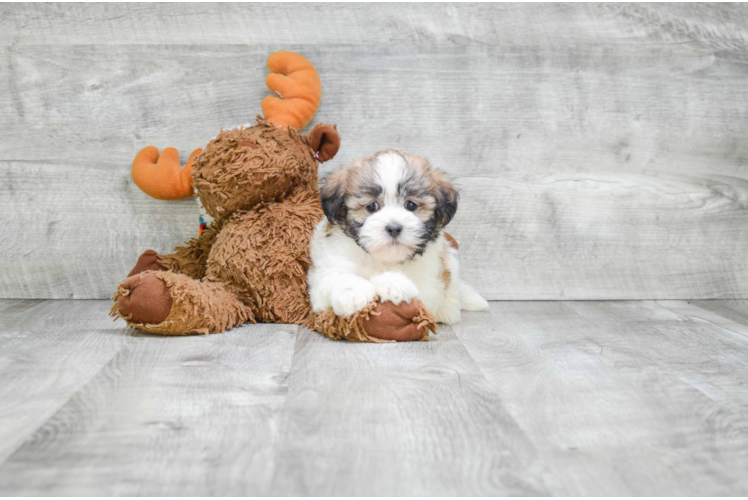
[308,150,488,325]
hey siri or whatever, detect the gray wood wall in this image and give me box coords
[2,3,748,300]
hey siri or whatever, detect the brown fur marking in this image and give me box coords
[440,247,452,286]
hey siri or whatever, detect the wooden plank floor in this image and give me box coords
[1,299,747,495]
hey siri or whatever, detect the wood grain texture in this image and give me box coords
[267,325,547,496]
[0,303,297,495]
[1,4,747,48]
[2,4,748,299]
[0,300,131,463]
[457,300,748,496]
[691,299,748,327]
[0,160,197,299]
[453,174,748,299]
[2,298,748,495]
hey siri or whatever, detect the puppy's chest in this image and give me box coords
[325,228,448,288]
[357,249,448,298]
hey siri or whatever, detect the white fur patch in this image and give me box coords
[371,271,419,305]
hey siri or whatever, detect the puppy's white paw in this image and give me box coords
[330,276,376,317]
[436,304,462,325]
[370,271,419,305]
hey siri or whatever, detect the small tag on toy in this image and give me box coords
[197,198,213,236]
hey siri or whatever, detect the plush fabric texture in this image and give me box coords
[157,225,218,280]
[112,270,253,336]
[308,124,341,162]
[131,147,203,201]
[115,273,173,324]
[191,120,319,220]
[111,118,436,342]
[313,299,436,343]
[262,51,322,130]
[127,249,166,277]
[363,300,436,341]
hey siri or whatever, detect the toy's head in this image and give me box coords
[131,51,340,214]
[194,119,340,219]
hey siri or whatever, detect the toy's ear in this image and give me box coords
[309,124,340,163]
[319,168,348,224]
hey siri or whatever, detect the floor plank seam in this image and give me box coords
[668,301,748,341]
[265,324,307,495]
[0,332,135,468]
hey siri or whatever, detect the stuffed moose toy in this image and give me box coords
[111,51,437,342]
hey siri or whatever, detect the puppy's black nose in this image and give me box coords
[386,223,403,237]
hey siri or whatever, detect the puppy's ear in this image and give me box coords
[320,168,348,224]
[308,124,341,163]
[432,170,459,229]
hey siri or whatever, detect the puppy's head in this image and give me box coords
[320,150,458,263]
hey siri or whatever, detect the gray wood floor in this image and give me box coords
[1,299,747,495]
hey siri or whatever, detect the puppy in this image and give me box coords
[308,150,488,324]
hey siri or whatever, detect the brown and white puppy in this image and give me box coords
[308,150,488,323]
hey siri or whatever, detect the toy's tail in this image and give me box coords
[460,281,490,312]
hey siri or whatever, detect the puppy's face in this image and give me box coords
[320,150,458,263]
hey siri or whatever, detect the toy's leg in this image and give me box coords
[312,299,437,343]
[111,271,253,335]
[127,250,166,276]
[125,226,219,281]
[157,224,219,279]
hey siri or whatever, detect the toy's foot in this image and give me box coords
[363,300,431,342]
[117,273,172,325]
[127,250,166,277]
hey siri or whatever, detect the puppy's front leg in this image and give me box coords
[311,273,376,318]
[331,275,377,317]
[370,271,419,305]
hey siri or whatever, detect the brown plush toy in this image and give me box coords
[111,51,437,342]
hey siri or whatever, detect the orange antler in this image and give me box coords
[261,51,322,130]
[131,147,202,200]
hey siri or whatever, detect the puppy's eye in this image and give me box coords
[366,202,379,213]
[405,200,417,211]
